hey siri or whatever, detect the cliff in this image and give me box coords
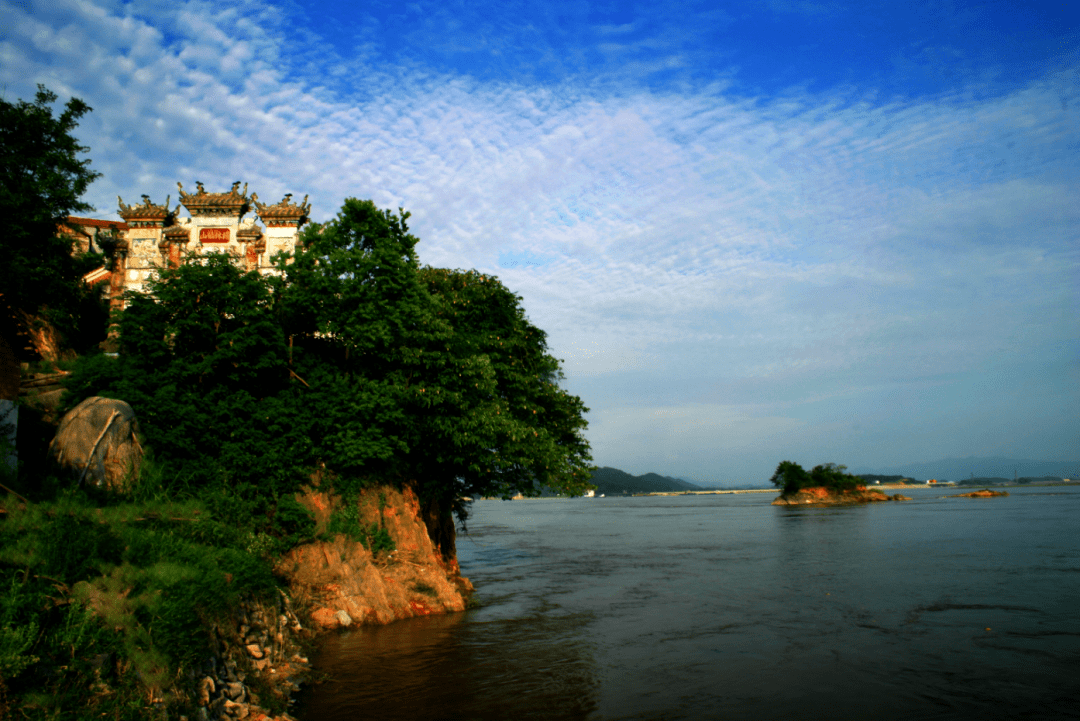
[280,485,473,631]
[179,485,474,720]
[772,486,910,506]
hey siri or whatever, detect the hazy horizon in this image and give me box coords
[4,0,1077,482]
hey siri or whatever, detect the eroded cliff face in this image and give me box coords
[279,485,473,631]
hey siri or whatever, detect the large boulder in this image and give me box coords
[49,397,142,492]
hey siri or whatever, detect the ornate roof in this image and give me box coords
[253,193,310,227]
[177,181,251,217]
[163,225,191,241]
[236,225,263,241]
[117,195,174,226]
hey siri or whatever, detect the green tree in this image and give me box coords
[769,460,810,494]
[67,198,593,557]
[809,463,862,491]
[769,460,863,494]
[0,85,105,348]
[279,200,593,555]
[414,267,593,554]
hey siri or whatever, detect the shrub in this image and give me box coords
[769,461,863,494]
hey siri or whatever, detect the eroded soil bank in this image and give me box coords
[185,485,473,721]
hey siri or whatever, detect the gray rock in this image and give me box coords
[334,609,353,627]
[49,396,142,492]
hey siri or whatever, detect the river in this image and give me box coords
[294,485,1080,720]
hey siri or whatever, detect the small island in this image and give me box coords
[954,489,1009,498]
[769,461,910,506]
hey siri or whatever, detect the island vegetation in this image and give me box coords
[768,461,910,505]
[768,461,863,494]
[0,86,594,719]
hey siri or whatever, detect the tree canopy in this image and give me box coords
[769,461,863,494]
[66,198,594,552]
[0,85,106,349]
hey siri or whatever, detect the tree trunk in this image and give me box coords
[417,489,457,564]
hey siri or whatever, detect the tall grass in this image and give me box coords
[0,452,307,719]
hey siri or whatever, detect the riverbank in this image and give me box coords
[0,483,472,720]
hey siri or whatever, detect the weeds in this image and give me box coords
[323,496,396,554]
[0,471,284,719]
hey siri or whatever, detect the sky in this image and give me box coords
[2,0,1077,484]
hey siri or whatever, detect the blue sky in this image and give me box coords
[2,0,1077,484]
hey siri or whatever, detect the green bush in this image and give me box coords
[0,490,282,719]
[769,461,863,494]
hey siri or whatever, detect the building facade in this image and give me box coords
[114,181,310,303]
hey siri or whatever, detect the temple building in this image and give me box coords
[113,181,310,304]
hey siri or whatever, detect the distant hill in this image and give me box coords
[855,457,1080,483]
[585,467,700,495]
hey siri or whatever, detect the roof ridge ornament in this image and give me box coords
[177,180,252,217]
[117,195,174,227]
[253,192,311,228]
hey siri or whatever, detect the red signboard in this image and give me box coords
[200,228,230,243]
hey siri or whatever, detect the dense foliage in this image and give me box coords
[0,481,286,720]
[769,461,863,494]
[0,85,107,350]
[5,193,592,717]
[63,198,594,526]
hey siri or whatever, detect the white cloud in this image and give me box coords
[3,0,1077,479]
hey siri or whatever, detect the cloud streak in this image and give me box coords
[2,0,1076,481]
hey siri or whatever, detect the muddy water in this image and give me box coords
[294,486,1080,720]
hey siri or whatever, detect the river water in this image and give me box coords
[294,486,1080,720]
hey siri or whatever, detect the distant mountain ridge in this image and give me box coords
[585,467,700,495]
[854,456,1080,482]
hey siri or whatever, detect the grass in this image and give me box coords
[322,494,396,555]
[0,461,289,720]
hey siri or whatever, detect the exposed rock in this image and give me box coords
[184,589,309,721]
[245,644,263,660]
[955,489,1009,498]
[333,610,353,627]
[198,677,215,706]
[772,485,910,506]
[48,396,142,491]
[223,699,249,718]
[279,485,473,628]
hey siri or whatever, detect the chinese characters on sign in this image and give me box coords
[200,228,230,243]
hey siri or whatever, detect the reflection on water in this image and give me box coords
[297,608,600,721]
[296,487,1080,720]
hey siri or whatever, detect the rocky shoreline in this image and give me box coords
[181,592,309,721]
[772,486,911,506]
[953,489,1010,498]
[182,484,475,721]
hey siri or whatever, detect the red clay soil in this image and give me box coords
[278,485,474,632]
[772,485,911,506]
